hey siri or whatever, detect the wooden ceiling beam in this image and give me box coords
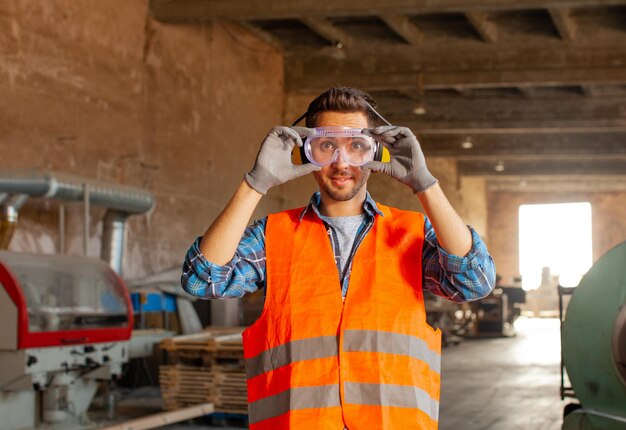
[419,134,626,158]
[150,0,626,22]
[380,14,422,45]
[289,65,626,92]
[548,7,577,41]
[374,94,626,120]
[285,44,626,72]
[300,17,353,48]
[580,85,599,97]
[411,123,626,135]
[465,11,498,43]
[458,158,626,176]
[486,176,626,193]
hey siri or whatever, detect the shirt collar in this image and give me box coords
[298,191,384,222]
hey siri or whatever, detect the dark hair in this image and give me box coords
[305,86,380,128]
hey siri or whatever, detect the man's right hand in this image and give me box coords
[245,126,320,195]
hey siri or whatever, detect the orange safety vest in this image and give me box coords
[242,203,442,430]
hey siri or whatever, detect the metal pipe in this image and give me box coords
[0,169,154,270]
[0,194,28,249]
[83,183,90,257]
[101,210,129,275]
[0,169,154,214]
[58,204,65,254]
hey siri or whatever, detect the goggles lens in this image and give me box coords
[305,127,376,167]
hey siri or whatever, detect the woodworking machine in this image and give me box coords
[0,250,133,429]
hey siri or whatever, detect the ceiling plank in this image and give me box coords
[580,85,598,97]
[486,176,626,193]
[517,86,535,97]
[465,11,498,43]
[289,65,626,92]
[299,17,353,48]
[285,44,626,91]
[150,0,626,22]
[458,158,626,176]
[412,123,626,135]
[420,134,626,158]
[548,8,577,41]
[286,44,626,68]
[380,14,422,45]
[374,94,626,119]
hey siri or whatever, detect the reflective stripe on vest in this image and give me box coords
[246,330,440,379]
[246,335,338,378]
[344,382,439,422]
[243,204,441,429]
[248,384,341,424]
[343,329,441,373]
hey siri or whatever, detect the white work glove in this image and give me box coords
[364,126,437,194]
[245,126,320,195]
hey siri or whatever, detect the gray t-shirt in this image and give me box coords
[325,214,366,278]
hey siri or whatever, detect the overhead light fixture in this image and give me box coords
[412,102,427,115]
[494,160,505,172]
[461,136,473,149]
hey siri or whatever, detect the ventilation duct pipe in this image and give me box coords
[0,194,28,249]
[0,169,155,275]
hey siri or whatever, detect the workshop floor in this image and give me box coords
[105,317,569,430]
[439,317,569,430]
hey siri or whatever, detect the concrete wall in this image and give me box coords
[487,190,626,284]
[0,1,490,283]
[0,1,289,278]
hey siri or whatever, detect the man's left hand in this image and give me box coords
[364,126,437,194]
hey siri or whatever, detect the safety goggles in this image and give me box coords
[304,126,377,167]
[291,99,392,167]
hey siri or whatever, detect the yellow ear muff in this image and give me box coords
[374,143,391,162]
[291,145,308,165]
[380,146,391,162]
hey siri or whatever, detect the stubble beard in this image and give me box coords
[317,169,370,202]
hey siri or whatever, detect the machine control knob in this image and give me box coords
[26,355,38,367]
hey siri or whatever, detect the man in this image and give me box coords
[182,86,495,430]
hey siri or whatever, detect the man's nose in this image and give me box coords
[331,149,349,168]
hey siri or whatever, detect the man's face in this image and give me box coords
[312,111,371,202]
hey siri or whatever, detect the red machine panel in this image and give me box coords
[0,251,133,349]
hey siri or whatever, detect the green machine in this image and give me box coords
[560,241,626,429]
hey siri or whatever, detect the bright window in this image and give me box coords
[519,202,592,290]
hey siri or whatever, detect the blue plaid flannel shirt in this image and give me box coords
[182,192,495,302]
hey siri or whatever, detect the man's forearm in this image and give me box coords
[199,179,263,265]
[417,183,472,257]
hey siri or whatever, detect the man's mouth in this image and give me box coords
[330,176,353,186]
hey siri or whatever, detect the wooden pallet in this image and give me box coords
[213,370,247,414]
[159,327,248,413]
[159,365,215,410]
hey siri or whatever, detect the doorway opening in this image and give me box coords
[519,202,592,291]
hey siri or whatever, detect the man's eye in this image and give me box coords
[320,141,335,151]
[350,139,369,151]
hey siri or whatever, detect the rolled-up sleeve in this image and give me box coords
[422,217,496,303]
[181,218,268,299]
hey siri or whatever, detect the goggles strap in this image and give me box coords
[363,101,392,126]
[291,111,308,126]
